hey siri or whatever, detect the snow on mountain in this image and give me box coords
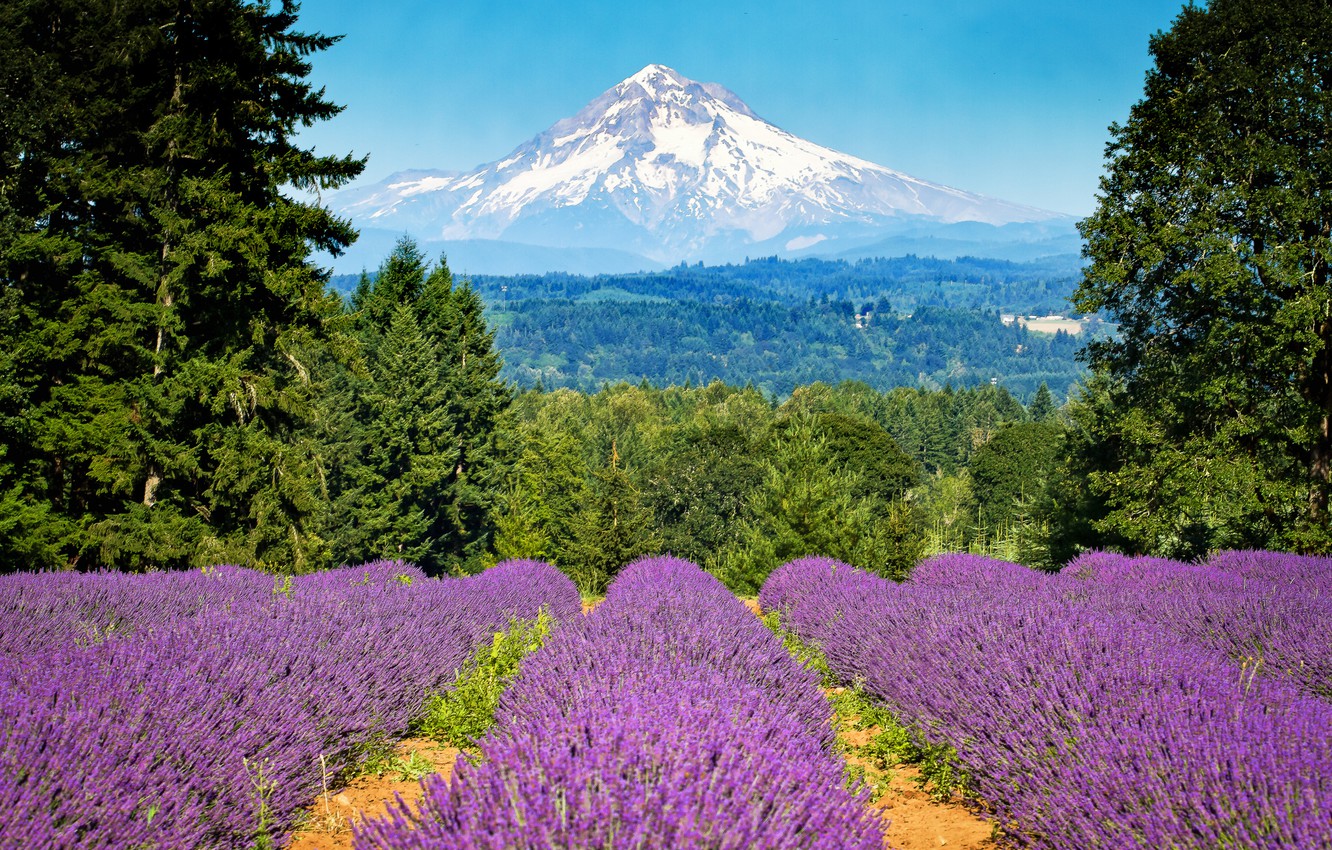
[331,64,1072,266]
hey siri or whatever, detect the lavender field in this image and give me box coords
[0,560,580,848]
[3,550,1329,849]
[762,551,1332,848]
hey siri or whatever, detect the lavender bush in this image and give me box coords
[1060,549,1332,699]
[0,559,579,849]
[763,553,1332,848]
[355,556,882,850]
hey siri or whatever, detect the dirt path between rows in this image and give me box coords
[287,738,460,850]
[836,694,996,849]
[287,600,997,849]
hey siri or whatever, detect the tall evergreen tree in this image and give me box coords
[0,0,362,570]
[354,302,456,565]
[1073,0,1332,555]
[1028,382,1056,422]
[568,442,657,595]
[432,275,513,571]
[492,423,589,565]
[329,239,512,574]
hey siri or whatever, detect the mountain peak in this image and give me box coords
[331,66,1071,267]
[621,63,688,92]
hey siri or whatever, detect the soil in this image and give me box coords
[834,692,996,850]
[286,738,460,850]
[743,596,996,849]
[287,599,997,850]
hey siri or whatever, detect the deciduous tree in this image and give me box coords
[1074,0,1332,554]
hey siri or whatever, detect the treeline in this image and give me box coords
[491,298,1085,400]
[464,254,1083,312]
[491,376,1069,594]
[332,253,1093,401]
[9,0,1327,577]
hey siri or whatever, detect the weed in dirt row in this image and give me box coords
[359,746,436,782]
[762,608,974,803]
[413,609,554,747]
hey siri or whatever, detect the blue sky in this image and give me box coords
[293,0,1189,217]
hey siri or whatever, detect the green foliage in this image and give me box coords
[0,0,362,571]
[717,416,924,592]
[243,756,279,850]
[1028,381,1057,423]
[492,379,1048,594]
[1073,0,1332,555]
[357,746,435,782]
[644,417,767,566]
[970,421,1063,532]
[415,611,553,747]
[487,297,1084,401]
[566,443,658,595]
[325,238,512,575]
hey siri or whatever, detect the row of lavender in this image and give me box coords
[761,552,1332,849]
[356,556,882,850]
[0,559,581,850]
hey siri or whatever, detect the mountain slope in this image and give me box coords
[331,64,1075,269]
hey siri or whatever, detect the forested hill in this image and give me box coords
[336,254,1081,311]
[332,253,1093,401]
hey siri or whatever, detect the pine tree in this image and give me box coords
[432,276,513,572]
[568,442,656,595]
[328,239,512,574]
[492,423,589,565]
[0,0,363,570]
[719,420,921,593]
[354,302,457,566]
[1029,382,1056,422]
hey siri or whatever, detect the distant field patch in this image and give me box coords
[1002,314,1084,335]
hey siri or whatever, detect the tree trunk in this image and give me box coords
[1311,317,1332,526]
[1310,241,1332,529]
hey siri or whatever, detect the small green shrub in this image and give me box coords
[767,613,973,802]
[360,747,435,782]
[414,609,553,747]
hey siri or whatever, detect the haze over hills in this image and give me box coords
[328,64,1080,275]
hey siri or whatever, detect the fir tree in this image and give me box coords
[569,442,656,595]
[0,0,363,570]
[433,276,513,572]
[1029,382,1056,422]
[328,239,512,574]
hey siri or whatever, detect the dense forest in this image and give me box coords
[334,254,1095,400]
[2,0,1330,584]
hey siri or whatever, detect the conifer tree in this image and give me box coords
[568,442,657,595]
[492,423,589,565]
[355,302,457,566]
[432,275,513,571]
[329,239,512,574]
[1028,382,1056,423]
[0,0,363,570]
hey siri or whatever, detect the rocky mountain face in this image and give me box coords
[329,64,1076,272]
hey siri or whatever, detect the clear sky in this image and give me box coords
[293,0,1189,217]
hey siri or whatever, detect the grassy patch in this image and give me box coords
[413,609,554,747]
[762,608,973,803]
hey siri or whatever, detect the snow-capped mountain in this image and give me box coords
[330,64,1075,271]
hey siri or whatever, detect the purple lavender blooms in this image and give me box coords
[354,556,881,850]
[762,553,1332,849]
[1060,549,1332,699]
[0,559,579,849]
